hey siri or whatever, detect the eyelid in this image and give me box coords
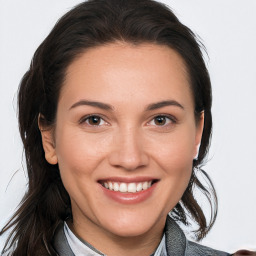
[146,114,177,126]
[78,113,177,127]
[79,114,109,126]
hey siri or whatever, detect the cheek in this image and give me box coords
[152,127,196,171]
[159,141,193,190]
[150,128,195,205]
[55,126,112,179]
[54,127,113,209]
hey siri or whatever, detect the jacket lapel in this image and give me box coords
[54,223,75,256]
[165,215,187,256]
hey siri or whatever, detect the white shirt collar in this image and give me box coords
[64,222,105,256]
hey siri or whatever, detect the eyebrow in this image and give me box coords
[69,100,114,111]
[145,100,184,111]
[69,99,184,111]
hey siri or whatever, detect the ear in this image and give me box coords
[38,115,58,165]
[194,111,204,159]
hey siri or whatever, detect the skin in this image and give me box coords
[40,42,204,256]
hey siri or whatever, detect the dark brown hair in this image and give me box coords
[1,0,217,255]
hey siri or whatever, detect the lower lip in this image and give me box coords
[99,182,157,205]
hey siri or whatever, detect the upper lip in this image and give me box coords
[98,176,159,183]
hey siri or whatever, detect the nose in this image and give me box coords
[108,128,149,171]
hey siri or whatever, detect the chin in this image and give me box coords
[105,223,153,238]
[98,209,165,238]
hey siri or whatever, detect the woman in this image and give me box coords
[0,0,254,255]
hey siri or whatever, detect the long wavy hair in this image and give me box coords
[1,0,216,255]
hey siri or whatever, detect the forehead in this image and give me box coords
[60,42,193,109]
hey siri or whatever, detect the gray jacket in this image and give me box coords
[53,216,230,256]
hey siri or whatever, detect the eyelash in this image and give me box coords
[147,114,176,127]
[79,114,108,126]
[79,114,177,128]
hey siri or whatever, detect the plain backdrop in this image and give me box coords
[0,0,255,253]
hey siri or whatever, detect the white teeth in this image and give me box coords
[136,182,142,192]
[127,183,136,193]
[119,183,127,192]
[142,181,148,190]
[102,181,154,193]
[113,182,119,191]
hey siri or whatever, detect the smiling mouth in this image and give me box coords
[100,180,158,193]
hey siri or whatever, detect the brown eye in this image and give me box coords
[86,116,103,126]
[154,116,167,126]
[147,115,174,127]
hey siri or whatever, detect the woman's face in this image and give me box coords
[42,43,203,240]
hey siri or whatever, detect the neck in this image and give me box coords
[67,218,166,256]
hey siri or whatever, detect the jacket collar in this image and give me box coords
[54,223,75,256]
[164,215,187,255]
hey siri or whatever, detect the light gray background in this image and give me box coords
[0,0,255,253]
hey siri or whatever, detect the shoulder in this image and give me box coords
[164,216,231,255]
[186,240,230,256]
